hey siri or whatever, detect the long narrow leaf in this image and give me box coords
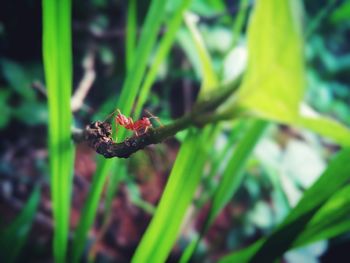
[250,148,350,262]
[117,0,168,115]
[98,1,192,255]
[219,148,350,262]
[0,188,41,263]
[72,157,114,263]
[180,120,267,263]
[183,0,253,239]
[184,12,218,91]
[208,119,267,225]
[106,0,192,222]
[132,11,219,262]
[133,0,192,118]
[230,0,249,49]
[126,0,137,71]
[72,0,168,261]
[132,128,213,262]
[293,184,350,247]
[42,1,74,262]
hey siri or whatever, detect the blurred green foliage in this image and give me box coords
[0,188,40,263]
[0,59,47,126]
[0,0,350,262]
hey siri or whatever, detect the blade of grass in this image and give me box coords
[92,3,193,257]
[305,0,337,37]
[184,12,218,91]
[196,0,261,230]
[42,1,74,262]
[249,148,350,262]
[219,148,350,263]
[107,0,192,215]
[133,0,192,118]
[132,11,220,262]
[208,120,267,224]
[126,0,137,71]
[293,184,350,247]
[72,156,115,263]
[179,9,253,259]
[176,29,202,79]
[72,0,169,261]
[189,120,248,214]
[131,127,214,263]
[117,0,167,116]
[101,0,192,228]
[230,0,249,49]
[0,187,41,263]
[331,0,350,23]
[104,161,127,218]
[180,119,267,262]
[86,160,127,263]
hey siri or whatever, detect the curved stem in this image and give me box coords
[73,77,243,158]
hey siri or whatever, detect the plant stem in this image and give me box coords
[73,77,243,158]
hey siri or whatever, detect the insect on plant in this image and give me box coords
[104,109,162,139]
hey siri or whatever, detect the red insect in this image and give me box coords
[105,109,160,139]
[115,109,153,136]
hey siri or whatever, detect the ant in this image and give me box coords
[104,109,161,139]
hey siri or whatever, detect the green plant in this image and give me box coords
[220,148,350,262]
[37,0,350,262]
[71,1,188,262]
[42,1,74,263]
[0,188,41,263]
[70,1,349,262]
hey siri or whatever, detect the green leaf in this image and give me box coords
[208,120,267,224]
[126,0,137,71]
[330,1,350,24]
[132,9,219,261]
[132,127,215,263]
[294,184,350,247]
[223,0,350,147]
[117,0,168,117]
[230,0,250,48]
[72,157,114,263]
[305,0,337,37]
[297,105,350,146]
[250,148,350,262]
[0,59,36,101]
[190,0,226,16]
[72,0,169,261]
[42,1,74,262]
[236,0,305,123]
[245,93,350,147]
[93,3,193,260]
[133,0,192,119]
[0,187,41,263]
[13,101,48,125]
[219,148,350,263]
[0,89,11,129]
[180,120,267,263]
[176,28,203,79]
[184,11,219,93]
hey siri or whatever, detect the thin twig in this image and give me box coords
[72,76,243,158]
[32,81,47,97]
[32,53,95,113]
[71,51,96,112]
